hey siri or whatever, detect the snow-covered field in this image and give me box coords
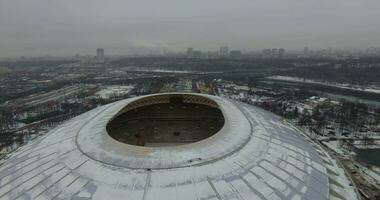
[268,76,380,94]
[95,85,134,99]
[123,67,222,74]
[322,141,345,155]
[323,140,380,187]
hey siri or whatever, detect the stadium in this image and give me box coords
[0,93,358,200]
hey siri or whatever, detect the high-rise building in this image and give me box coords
[262,49,272,57]
[96,48,104,62]
[229,50,241,58]
[219,46,229,57]
[193,50,202,58]
[303,46,309,54]
[186,48,194,58]
[271,48,278,58]
[279,48,285,58]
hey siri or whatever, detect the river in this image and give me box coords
[356,149,380,167]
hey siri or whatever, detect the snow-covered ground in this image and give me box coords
[362,166,380,184]
[322,141,345,155]
[123,67,222,74]
[268,76,380,94]
[94,85,134,99]
[329,158,359,200]
[322,140,380,190]
[131,68,194,73]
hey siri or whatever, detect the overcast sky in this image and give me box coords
[0,0,380,57]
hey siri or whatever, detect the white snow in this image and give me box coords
[0,93,358,200]
[268,76,380,94]
[322,141,345,155]
[94,85,134,99]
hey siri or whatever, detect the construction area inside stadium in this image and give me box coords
[107,94,224,146]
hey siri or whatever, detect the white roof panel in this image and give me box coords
[0,93,341,199]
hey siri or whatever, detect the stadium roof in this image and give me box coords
[0,93,358,200]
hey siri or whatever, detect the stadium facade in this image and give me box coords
[0,93,358,200]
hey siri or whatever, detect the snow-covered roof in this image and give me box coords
[0,93,356,200]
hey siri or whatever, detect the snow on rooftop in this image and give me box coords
[0,93,357,200]
[94,85,134,99]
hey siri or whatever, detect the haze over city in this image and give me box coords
[1,1,380,200]
[1,0,380,57]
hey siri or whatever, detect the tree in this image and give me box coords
[293,107,299,119]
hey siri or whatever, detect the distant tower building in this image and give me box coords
[271,48,278,58]
[193,50,202,59]
[303,46,309,55]
[219,46,229,57]
[262,49,272,58]
[187,48,194,58]
[96,48,104,62]
[229,50,242,58]
[278,48,285,58]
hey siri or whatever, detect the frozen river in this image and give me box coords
[356,149,380,167]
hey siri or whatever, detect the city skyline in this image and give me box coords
[1,1,380,199]
[2,45,380,60]
[1,0,380,57]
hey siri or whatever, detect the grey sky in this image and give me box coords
[0,0,380,57]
